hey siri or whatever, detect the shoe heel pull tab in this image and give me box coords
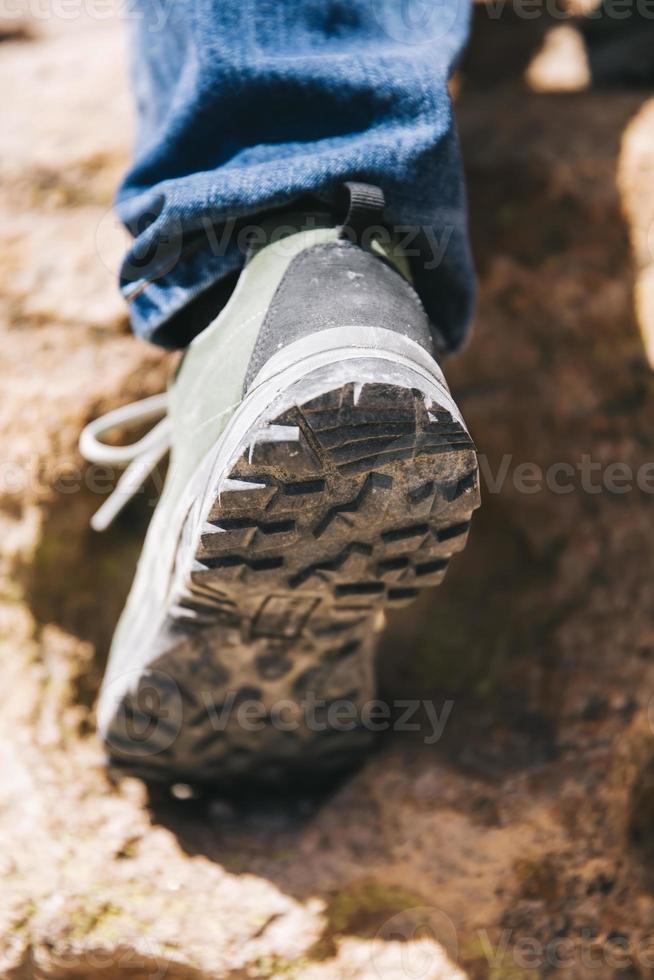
[336,182,387,245]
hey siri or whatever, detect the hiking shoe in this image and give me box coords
[81,185,480,785]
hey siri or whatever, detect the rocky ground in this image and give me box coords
[2,5,654,979]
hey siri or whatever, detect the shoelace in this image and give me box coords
[78,393,171,532]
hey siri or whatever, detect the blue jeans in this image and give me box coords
[118,0,474,353]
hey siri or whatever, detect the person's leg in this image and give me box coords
[118,0,474,353]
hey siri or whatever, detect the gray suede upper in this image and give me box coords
[244,241,435,392]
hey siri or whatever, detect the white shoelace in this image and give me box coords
[78,393,171,532]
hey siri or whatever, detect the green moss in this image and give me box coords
[514,856,559,905]
[9,899,37,939]
[461,936,541,980]
[251,954,312,978]
[325,882,422,934]
[415,599,511,699]
[69,900,123,940]
[310,881,428,960]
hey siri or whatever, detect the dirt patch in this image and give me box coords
[3,5,654,978]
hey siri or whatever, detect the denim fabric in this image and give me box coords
[118,0,474,352]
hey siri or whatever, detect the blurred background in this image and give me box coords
[2,1,654,977]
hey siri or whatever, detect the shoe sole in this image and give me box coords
[101,341,480,786]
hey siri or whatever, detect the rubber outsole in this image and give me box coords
[104,370,480,786]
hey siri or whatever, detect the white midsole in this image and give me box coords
[251,326,451,399]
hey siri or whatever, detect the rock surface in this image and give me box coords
[3,5,654,978]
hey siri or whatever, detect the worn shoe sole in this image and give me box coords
[100,332,480,785]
